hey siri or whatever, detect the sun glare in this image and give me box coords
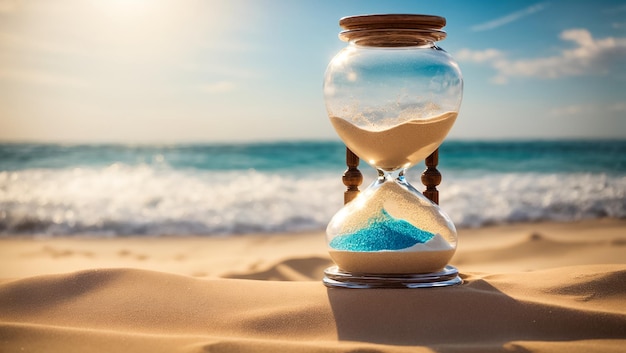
[83,0,199,55]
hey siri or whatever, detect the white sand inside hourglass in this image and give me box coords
[329,111,457,171]
[329,248,455,274]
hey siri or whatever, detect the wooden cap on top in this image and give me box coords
[338,14,447,46]
[339,14,446,30]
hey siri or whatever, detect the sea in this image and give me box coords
[1,140,625,236]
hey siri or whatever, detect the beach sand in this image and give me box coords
[1,218,625,352]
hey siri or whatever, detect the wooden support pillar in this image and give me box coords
[343,147,363,204]
[421,148,441,205]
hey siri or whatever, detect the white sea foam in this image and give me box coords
[0,165,343,236]
[1,166,624,236]
[441,172,626,227]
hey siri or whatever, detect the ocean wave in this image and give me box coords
[442,173,626,227]
[1,166,624,236]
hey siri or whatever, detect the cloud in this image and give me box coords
[548,104,586,117]
[0,31,86,57]
[604,4,626,14]
[549,102,626,117]
[471,2,550,32]
[0,31,92,88]
[0,68,88,88]
[456,29,626,84]
[200,81,236,93]
[455,48,504,63]
[608,102,626,113]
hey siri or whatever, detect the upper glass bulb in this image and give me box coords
[324,14,463,171]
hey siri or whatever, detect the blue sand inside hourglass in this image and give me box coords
[329,209,436,251]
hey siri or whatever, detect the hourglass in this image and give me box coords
[323,14,463,288]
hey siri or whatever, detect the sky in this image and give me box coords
[0,0,625,143]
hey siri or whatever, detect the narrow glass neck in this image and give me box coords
[374,167,425,198]
[377,168,407,182]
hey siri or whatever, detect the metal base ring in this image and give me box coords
[323,265,462,289]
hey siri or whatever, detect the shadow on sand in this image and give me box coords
[327,271,626,351]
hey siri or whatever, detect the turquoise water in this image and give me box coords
[329,209,436,251]
[1,140,625,174]
[0,140,624,235]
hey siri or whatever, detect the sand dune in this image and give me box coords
[1,219,626,352]
[223,256,333,281]
[1,265,625,352]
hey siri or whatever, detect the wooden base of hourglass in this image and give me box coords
[326,146,461,289]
